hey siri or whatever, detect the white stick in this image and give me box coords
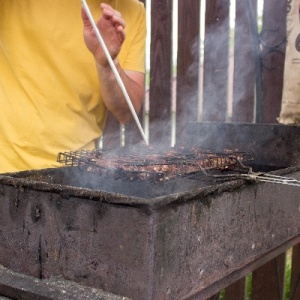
[81,0,148,145]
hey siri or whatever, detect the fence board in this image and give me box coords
[252,253,286,300]
[176,0,200,144]
[290,244,300,300]
[202,0,230,122]
[149,0,173,146]
[261,0,286,123]
[225,277,246,300]
[232,0,256,122]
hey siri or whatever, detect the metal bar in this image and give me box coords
[246,0,263,123]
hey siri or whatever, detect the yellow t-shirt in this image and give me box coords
[0,0,146,172]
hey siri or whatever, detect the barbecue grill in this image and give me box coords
[0,123,299,299]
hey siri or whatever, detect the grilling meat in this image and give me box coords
[57,147,252,182]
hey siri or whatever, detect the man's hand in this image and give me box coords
[81,3,126,68]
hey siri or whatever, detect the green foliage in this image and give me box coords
[284,252,292,300]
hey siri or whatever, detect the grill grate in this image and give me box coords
[57,147,253,183]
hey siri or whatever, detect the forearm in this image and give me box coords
[96,60,145,124]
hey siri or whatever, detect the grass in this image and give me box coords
[285,251,292,300]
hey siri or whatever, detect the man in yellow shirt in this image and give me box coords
[0,1,146,172]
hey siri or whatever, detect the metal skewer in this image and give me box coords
[197,165,300,187]
[81,0,148,145]
[241,173,300,186]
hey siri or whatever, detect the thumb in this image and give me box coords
[81,7,92,30]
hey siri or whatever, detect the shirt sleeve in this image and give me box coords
[119,2,146,74]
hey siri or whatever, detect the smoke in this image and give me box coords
[104,1,265,148]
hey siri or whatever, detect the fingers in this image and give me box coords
[116,25,126,41]
[100,3,126,29]
[81,7,93,30]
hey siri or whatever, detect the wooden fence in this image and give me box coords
[103,0,300,299]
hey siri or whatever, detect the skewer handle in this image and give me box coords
[81,0,148,145]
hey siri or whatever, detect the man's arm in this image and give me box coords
[81,3,145,124]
